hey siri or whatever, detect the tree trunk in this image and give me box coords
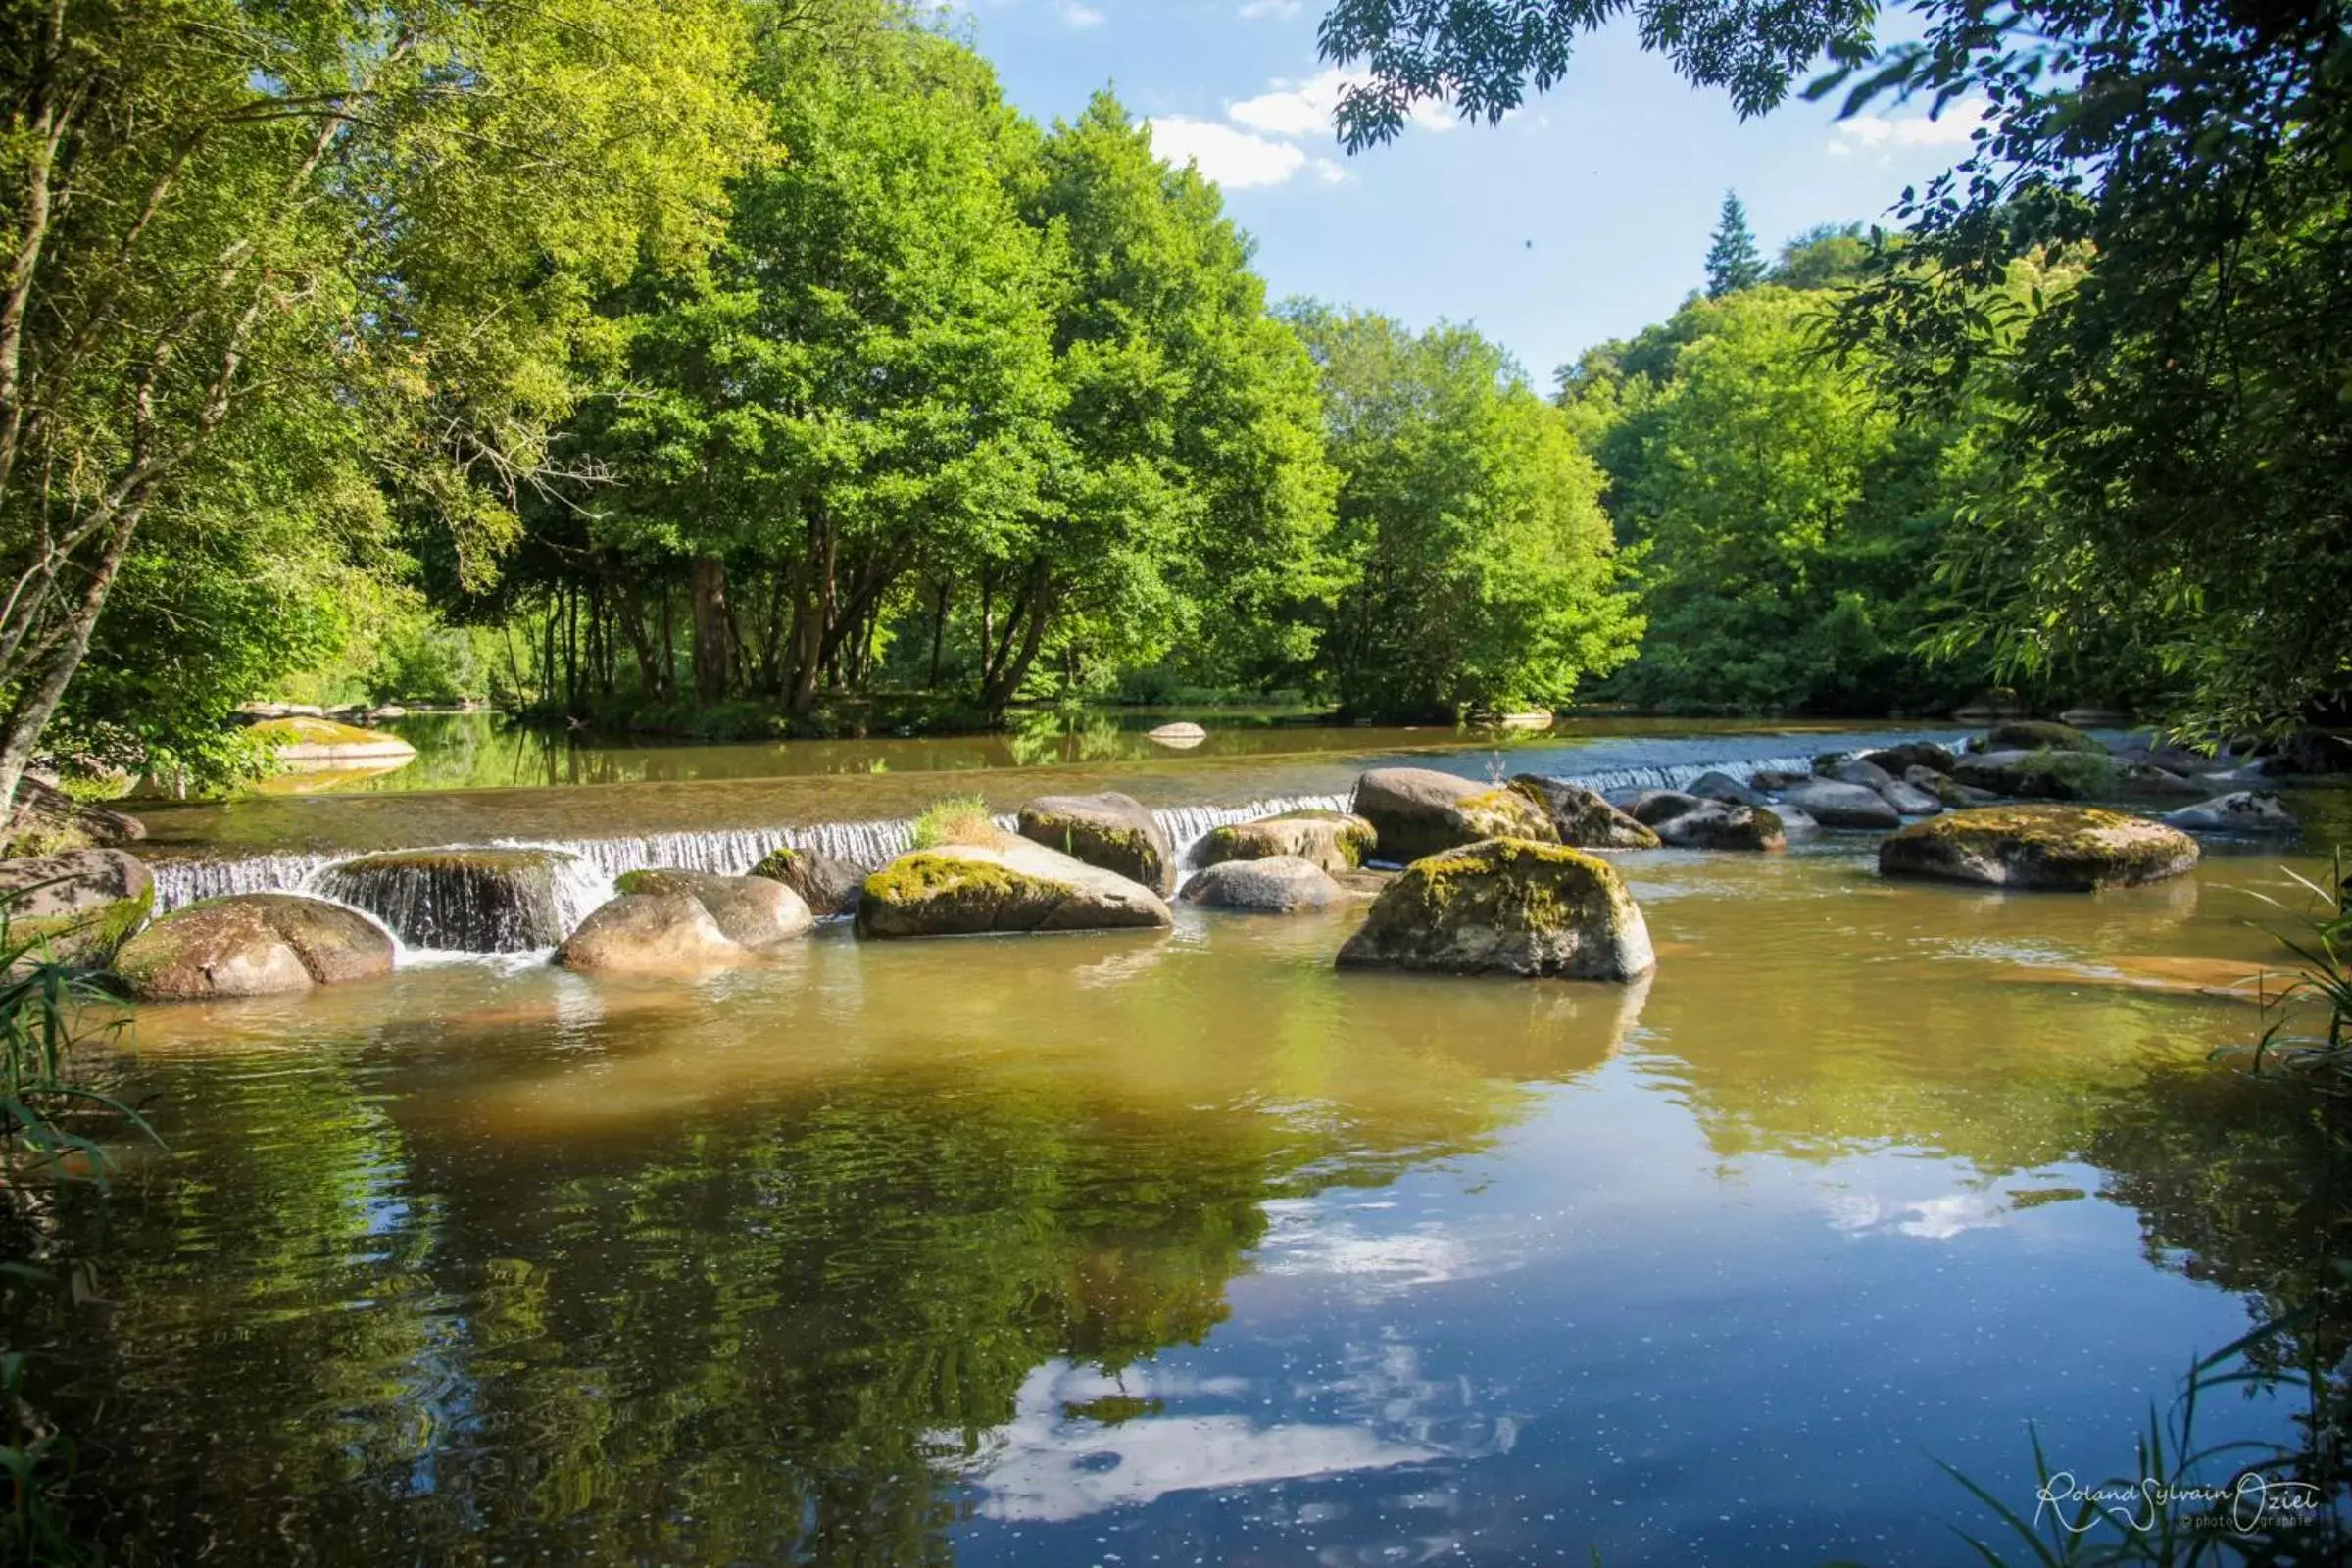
[929,578,949,689]
[0,503,142,820]
[689,554,731,704]
[981,562,1051,724]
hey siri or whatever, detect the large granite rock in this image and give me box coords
[313,847,569,952]
[115,893,393,1000]
[1878,806,2200,890]
[1351,768,1555,863]
[749,844,867,915]
[1685,771,1771,808]
[857,835,1173,939]
[1178,857,1346,913]
[0,848,152,964]
[1652,802,1786,852]
[1194,810,1377,875]
[554,893,753,975]
[1950,749,2118,801]
[1873,776,1945,815]
[1015,792,1175,894]
[1510,775,1661,849]
[1772,779,1901,830]
[1816,754,1898,791]
[2159,792,2301,837]
[613,869,813,948]
[1335,839,1655,981]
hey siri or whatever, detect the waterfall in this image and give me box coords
[1548,754,1819,797]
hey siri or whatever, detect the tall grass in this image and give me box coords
[907,795,995,851]
[2228,850,2352,1092]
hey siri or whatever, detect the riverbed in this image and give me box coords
[11,718,2349,1564]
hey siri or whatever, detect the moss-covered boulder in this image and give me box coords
[1014,792,1175,894]
[1509,775,1662,849]
[1978,719,2106,754]
[2,774,145,858]
[248,714,418,765]
[1336,839,1654,980]
[115,893,393,1000]
[1772,779,1901,829]
[857,836,1172,939]
[1950,748,2119,801]
[1178,856,1346,913]
[1194,810,1377,874]
[613,869,812,948]
[0,848,153,964]
[554,893,753,976]
[1654,802,1786,852]
[1878,806,2199,890]
[314,847,569,953]
[748,844,866,915]
[1351,768,1556,863]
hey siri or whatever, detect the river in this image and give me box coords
[8,714,2347,1564]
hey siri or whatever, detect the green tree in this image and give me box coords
[1291,305,1640,718]
[0,0,766,806]
[1703,190,1766,296]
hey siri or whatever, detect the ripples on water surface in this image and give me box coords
[11,803,2352,1564]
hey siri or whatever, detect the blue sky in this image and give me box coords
[961,0,1984,383]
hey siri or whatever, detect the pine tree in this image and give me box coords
[1704,190,1766,297]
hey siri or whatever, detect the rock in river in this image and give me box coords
[1510,775,1660,848]
[857,835,1172,939]
[1878,806,2200,890]
[1653,802,1786,852]
[2159,792,2300,837]
[1771,779,1901,830]
[1350,767,1556,863]
[1194,810,1377,874]
[115,893,393,1000]
[614,869,813,948]
[1179,856,1346,913]
[1016,792,1175,894]
[0,847,152,964]
[1949,749,2118,801]
[314,847,571,952]
[749,844,867,915]
[1335,839,1655,981]
[555,893,753,976]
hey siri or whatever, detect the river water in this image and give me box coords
[10,716,2350,1564]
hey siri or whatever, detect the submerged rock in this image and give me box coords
[1950,749,2119,801]
[1351,767,1555,863]
[613,869,813,948]
[115,893,393,1000]
[1652,802,1786,852]
[2159,792,2301,837]
[857,835,1172,939]
[315,847,569,952]
[1015,792,1175,894]
[748,844,866,915]
[1771,779,1901,830]
[1194,810,1377,874]
[555,893,752,975]
[1335,839,1655,981]
[1878,806,2200,890]
[0,848,152,964]
[1179,856,1345,913]
[1510,776,1661,848]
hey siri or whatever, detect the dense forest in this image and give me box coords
[3,0,2345,802]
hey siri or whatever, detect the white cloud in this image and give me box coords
[1828,98,1990,159]
[1058,2,1104,27]
[1145,116,1312,189]
[1239,0,1301,16]
[1228,67,1456,141]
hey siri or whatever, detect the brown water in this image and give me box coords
[9,800,2350,1565]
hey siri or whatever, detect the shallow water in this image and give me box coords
[10,802,2350,1564]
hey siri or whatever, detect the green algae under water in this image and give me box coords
[12,745,2352,1565]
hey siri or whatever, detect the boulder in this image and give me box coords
[1771,779,1901,830]
[1770,803,1821,838]
[1015,792,1175,894]
[2113,763,2210,800]
[1815,754,1898,790]
[1878,806,2200,891]
[857,835,1173,939]
[2159,792,2301,837]
[115,893,393,1000]
[748,844,867,915]
[3,774,145,858]
[0,848,153,964]
[1653,802,1787,852]
[1509,776,1661,849]
[1978,719,2106,754]
[1620,790,1706,828]
[1146,721,1207,749]
[1907,765,2001,809]
[314,847,569,952]
[248,714,418,767]
[1950,749,2118,801]
[1749,769,1812,790]
[612,869,813,948]
[1194,810,1377,874]
[554,893,752,975]
[1872,777,1945,816]
[1350,767,1555,863]
[1335,839,1655,981]
[1178,857,1346,913]
[1685,770,1771,807]
[1860,742,1959,777]
[2059,707,2133,728]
